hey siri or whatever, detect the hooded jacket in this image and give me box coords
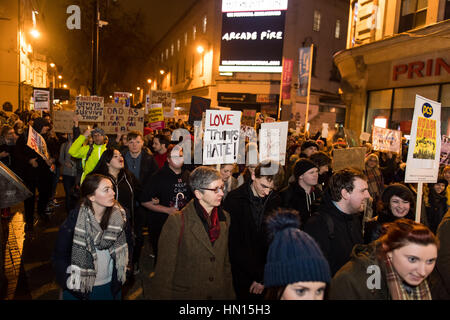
[304,191,363,276]
[68,134,107,184]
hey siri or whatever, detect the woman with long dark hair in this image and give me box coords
[52,174,128,300]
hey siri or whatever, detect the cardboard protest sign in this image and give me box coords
[27,126,50,161]
[372,126,402,154]
[360,132,371,142]
[33,88,50,111]
[242,109,257,127]
[114,92,131,107]
[440,135,450,165]
[76,96,104,122]
[260,121,289,165]
[332,147,366,171]
[147,104,165,130]
[150,90,173,117]
[203,110,241,165]
[53,110,76,133]
[259,128,280,164]
[405,95,441,183]
[189,96,210,125]
[0,162,32,209]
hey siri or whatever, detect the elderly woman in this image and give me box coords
[330,219,438,300]
[149,166,235,300]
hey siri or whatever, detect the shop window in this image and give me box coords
[398,0,428,33]
[313,10,321,32]
[203,15,207,33]
[445,0,450,20]
[184,32,188,46]
[366,89,393,133]
[335,20,341,39]
[440,84,450,136]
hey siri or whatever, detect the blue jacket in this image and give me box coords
[52,208,124,300]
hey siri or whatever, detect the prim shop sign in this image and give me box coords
[392,56,450,83]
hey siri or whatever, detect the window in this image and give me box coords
[184,32,188,46]
[165,48,169,60]
[171,44,174,56]
[177,39,180,52]
[193,25,197,40]
[445,0,450,20]
[161,52,164,62]
[203,15,207,33]
[398,0,428,33]
[335,20,341,39]
[313,10,321,32]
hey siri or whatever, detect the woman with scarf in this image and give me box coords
[364,183,415,244]
[52,174,128,300]
[329,219,438,300]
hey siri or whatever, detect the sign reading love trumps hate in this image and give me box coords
[203,110,241,165]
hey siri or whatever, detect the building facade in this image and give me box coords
[146,0,349,133]
[334,0,450,138]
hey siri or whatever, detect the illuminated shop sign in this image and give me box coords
[219,0,288,73]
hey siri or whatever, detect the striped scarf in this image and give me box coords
[364,166,384,200]
[66,204,128,293]
[384,255,432,300]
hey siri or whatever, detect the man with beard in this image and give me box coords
[304,168,370,276]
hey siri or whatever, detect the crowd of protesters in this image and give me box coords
[1,107,449,301]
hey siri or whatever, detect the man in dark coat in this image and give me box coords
[304,168,370,276]
[13,117,54,233]
[279,159,321,227]
[223,160,284,300]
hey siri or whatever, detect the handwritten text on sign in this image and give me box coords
[76,96,104,122]
[203,110,241,165]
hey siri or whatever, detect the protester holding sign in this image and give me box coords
[13,117,54,233]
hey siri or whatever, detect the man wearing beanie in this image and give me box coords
[69,118,107,184]
[299,140,319,159]
[264,209,331,300]
[13,117,54,234]
[280,159,321,227]
[304,168,370,276]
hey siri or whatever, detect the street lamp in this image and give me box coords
[63,84,68,89]
[196,45,205,54]
[50,63,55,68]
[159,69,165,75]
[30,28,40,39]
[147,79,152,84]
[137,87,140,91]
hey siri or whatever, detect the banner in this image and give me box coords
[242,109,257,127]
[189,96,210,125]
[440,135,450,165]
[282,58,293,100]
[102,103,144,134]
[0,162,32,209]
[114,92,131,107]
[76,96,104,122]
[332,147,366,171]
[27,126,50,161]
[298,47,312,96]
[260,121,289,165]
[33,88,50,111]
[372,126,402,154]
[405,95,441,183]
[203,110,241,165]
[150,90,173,117]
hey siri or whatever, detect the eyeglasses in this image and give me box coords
[200,186,225,193]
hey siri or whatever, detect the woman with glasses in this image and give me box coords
[149,166,235,300]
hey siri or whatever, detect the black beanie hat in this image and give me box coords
[301,140,319,151]
[264,210,331,287]
[382,183,414,205]
[32,117,51,133]
[294,159,318,180]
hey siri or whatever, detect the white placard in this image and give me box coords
[260,121,288,165]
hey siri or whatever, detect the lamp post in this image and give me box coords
[92,0,99,95]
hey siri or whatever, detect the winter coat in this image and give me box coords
[425,190,447,234]
[51,208,125,300]
[429,210,450,299]
[122,147,159,187]
[328,241,390,300]
[68,134,106,184]
[364,208,415,244]
[279,181,321,227]
[223,182,282,299]
[304,192,363,276]
[149,199,235,300]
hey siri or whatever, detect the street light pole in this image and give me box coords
[92,0,99,95]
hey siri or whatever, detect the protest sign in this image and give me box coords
[242,109,257,127]
[0,162,32,209]
[33,88,50,111]
[114,92,131,107]
[203,110,241,165]
[440,135,450,165]
[405,95,441,183]
[332,147,366,171]
[260,121,288,165]
[372,127,402,154]
[189,96,210,125]
[150,90,173,117]
[76,96,104,122]
[147,104,165,130]
[27,126,50,161]
[360,132,371,142]
[259,128,280,164]
[53,110,76,133]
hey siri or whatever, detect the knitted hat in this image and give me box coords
[264,210,331,287]
[429,176,448,189]
[293,158,318,180]
[301,140,319,151]
[32,117,51,133]
[381,183,414,204]
[91,127,105,136]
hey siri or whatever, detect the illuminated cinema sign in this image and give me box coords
[219,0,288,73]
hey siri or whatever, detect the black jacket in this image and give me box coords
[364,208,415,244]
[426,190,448,234]
[304,191,363,276]
[122,148,159,188]
[223,182,281,299]
[279,182,321,228]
